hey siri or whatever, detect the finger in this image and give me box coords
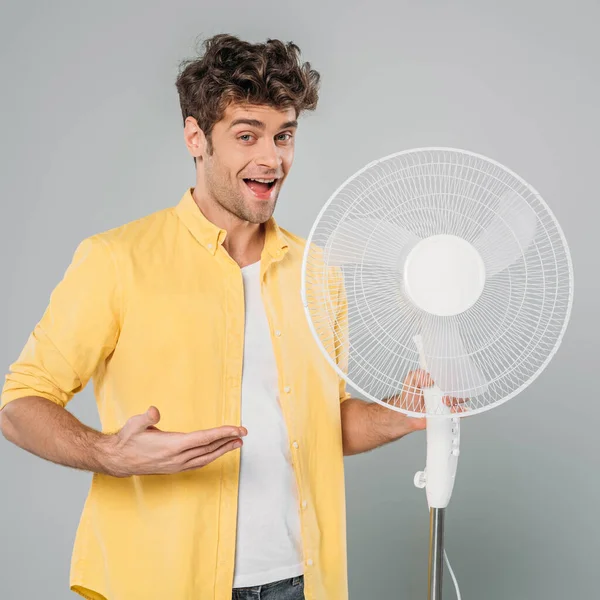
[400,392,425,413]
[407,369,420,386]
[444,396,470,406]
[406,369,433,392]
[417,370,434,388]
[403,370,421,395]
[181,439,242,471]
[179,426,247,451]
[179,435,242,461]
[398,375,419,411]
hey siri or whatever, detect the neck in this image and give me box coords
[191,187,265,267]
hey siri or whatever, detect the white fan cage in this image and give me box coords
[301,148,574,417]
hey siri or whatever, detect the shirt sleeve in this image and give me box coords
[1,235,121,410]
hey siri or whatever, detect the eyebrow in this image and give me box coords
[229,118,298,130]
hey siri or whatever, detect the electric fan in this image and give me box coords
[300,147,573,599]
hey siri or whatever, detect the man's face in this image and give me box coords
[196,103,297,224]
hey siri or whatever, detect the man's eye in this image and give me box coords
[239,134,253,142]
[277,133,292,142]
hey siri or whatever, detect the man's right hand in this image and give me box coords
[104,406,246,478]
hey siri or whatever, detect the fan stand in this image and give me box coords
[429,507,446,600]
[416,393,460,600]
[412,389,460,600]
[413,338,461,600]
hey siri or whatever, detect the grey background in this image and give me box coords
[0,1,598,599]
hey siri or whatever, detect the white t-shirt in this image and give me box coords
[232,261,304,589]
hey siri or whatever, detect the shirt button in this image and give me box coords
[302,500,307,509]
[306,559,313,566]
[207,243,213,250]
[284,386,291,393]
[292,441,299,449]
[275,330,282,337]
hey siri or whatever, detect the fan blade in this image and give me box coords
[325,218,421,270]
[420,319,488,398]
[472,190,538,277]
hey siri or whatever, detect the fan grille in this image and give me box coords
[301,148,573,417]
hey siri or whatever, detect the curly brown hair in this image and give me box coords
[175,33,321,162]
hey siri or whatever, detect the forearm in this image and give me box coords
[340,397,419,456]
[0,396,116,475]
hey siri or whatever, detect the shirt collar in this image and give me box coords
[174,187,289,259]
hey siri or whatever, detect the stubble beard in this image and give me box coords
[206,166,278,225]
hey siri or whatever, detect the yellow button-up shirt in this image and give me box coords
[1,188,350,600]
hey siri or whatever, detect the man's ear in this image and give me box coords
[183,117,208,162]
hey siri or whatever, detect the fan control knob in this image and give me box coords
[414,470,427,489]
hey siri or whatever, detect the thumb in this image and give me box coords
[145,405,161,425]
[124,406,161,433]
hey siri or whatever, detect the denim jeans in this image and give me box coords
[232,575,305,599]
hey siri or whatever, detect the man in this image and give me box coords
[0,34,453,600]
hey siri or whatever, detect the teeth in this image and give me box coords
[248,178,275,183]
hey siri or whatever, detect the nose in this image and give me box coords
[256,138,282,172]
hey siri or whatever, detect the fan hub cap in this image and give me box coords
[403,234,486,316]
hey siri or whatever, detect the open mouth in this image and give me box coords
[243,177,277,199]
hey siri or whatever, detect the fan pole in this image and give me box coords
[428,507,445,599]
